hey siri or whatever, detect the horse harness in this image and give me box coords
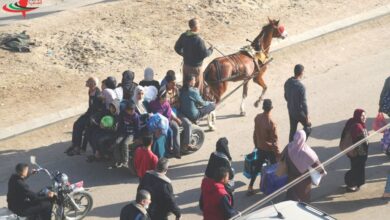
[210,51,263,84]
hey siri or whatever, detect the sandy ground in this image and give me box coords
[0,9,389,219]
[0,0,390,128]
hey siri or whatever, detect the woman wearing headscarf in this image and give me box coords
[341,109,369,192]
[205,137,235,205]
[132,85,151,130]
[101,76,119,109]
[132,86,148,115]
[116,70,137,101]
[149,90,182,159]
[284,130,323,202]
[139,67,160,91]
[205,137,234,180]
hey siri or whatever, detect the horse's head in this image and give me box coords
[268,18,288,39]
[251,18,287,51]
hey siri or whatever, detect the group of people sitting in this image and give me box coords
[65,68,215,170]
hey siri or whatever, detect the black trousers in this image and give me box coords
[289,114,311,142]
[345,155,367,188]
[249,149,277,187]
[72,114,89,148]
[19,200,52,220]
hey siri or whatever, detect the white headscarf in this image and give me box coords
[132,86,147,114]
[144,67,154,81]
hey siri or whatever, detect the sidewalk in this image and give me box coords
[0,0,119,26]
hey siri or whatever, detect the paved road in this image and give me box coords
[0,0,119,26]
[0,15,389,219]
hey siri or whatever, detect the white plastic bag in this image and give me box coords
[309,165,327,186]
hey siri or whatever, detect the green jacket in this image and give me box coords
[179,87,209,121]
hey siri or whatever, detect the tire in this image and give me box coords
[190,126,205,151]
[63,191,93,220]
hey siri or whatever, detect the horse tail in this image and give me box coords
[202,60,219,102]
[204,59,222,84]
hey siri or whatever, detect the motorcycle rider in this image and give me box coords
[7,163,54,220]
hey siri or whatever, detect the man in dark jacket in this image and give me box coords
[200,167,240,220]
[284,64,311,142]
[7,163,54,220]
[120,189,151,220]
[66,77,103,156]
[138,158,181,220]
[174,18,213,93]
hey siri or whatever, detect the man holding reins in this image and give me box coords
[174,18,213,94]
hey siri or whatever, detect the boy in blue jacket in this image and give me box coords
[112,101,140,168]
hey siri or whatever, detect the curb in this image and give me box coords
[1,4,390,140]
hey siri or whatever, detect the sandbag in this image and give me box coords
[0,31,35,52]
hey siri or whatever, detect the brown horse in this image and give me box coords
[203,18,287,118]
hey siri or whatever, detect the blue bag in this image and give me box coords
[243,149,260,179]
[260,163,288,195]
[147,113,169,135]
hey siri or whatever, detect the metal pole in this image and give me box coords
[230,122,390,219]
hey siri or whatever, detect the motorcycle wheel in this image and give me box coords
[63,191,93,220]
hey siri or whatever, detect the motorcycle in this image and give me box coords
[31,156,93,220]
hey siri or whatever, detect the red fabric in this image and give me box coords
[134,147,158,178]
[278,25,285,34]
[373,113,386,132]
[201,177,231,220]
[345,109,366,140]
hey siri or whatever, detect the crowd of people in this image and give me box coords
[5,15,390,220]
[63,67,215,168]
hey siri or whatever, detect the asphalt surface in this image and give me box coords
[0,14,390,220]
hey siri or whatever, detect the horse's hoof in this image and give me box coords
[240,111,246,116]
[208,125,216,131]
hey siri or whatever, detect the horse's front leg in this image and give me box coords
[254,68,268,107]
[207,111,216,131]
[240,81,249,116]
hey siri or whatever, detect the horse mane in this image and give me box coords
[251,23,272,51]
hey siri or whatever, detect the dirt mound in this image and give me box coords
[0,0,389,127]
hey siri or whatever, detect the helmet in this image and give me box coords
[100,115,114,128]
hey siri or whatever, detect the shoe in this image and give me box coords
[174,153,182,159]
[185,145,197,152]
[382,192,390,199]
[246,187,255,196]
[346,186,358,192]
[164,153,174,159]
[109,162,123,169]
[64,146,74,154]
[122,162,129,168]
